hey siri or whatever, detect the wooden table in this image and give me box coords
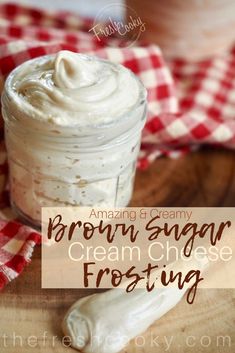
[0,147,234,353]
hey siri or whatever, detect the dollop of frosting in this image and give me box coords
[11,51,140,126]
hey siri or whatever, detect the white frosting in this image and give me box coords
[11,51,140,127]
[62,256,208,353]
[2,51,146,226]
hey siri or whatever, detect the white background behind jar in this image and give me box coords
[1,0,123,19]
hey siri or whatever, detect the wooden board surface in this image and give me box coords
[0,147,234,352]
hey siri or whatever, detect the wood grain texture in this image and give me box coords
[0,147,235,353]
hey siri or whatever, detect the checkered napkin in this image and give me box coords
[0,219,40,289]
[0,2,235,288]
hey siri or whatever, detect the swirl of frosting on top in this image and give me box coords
[12,51,141,127]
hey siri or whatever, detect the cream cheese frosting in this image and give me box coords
[11,50,140,127]
[2,51,147,226]
[62,255,209,353]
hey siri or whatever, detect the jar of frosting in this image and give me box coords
[1,51,147,228]
[126,0,235,60]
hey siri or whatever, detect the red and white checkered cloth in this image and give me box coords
[0,2,235,288]
[0,219,40,289]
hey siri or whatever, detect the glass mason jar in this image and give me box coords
[1,54,147,229]
[126,0,235,60]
